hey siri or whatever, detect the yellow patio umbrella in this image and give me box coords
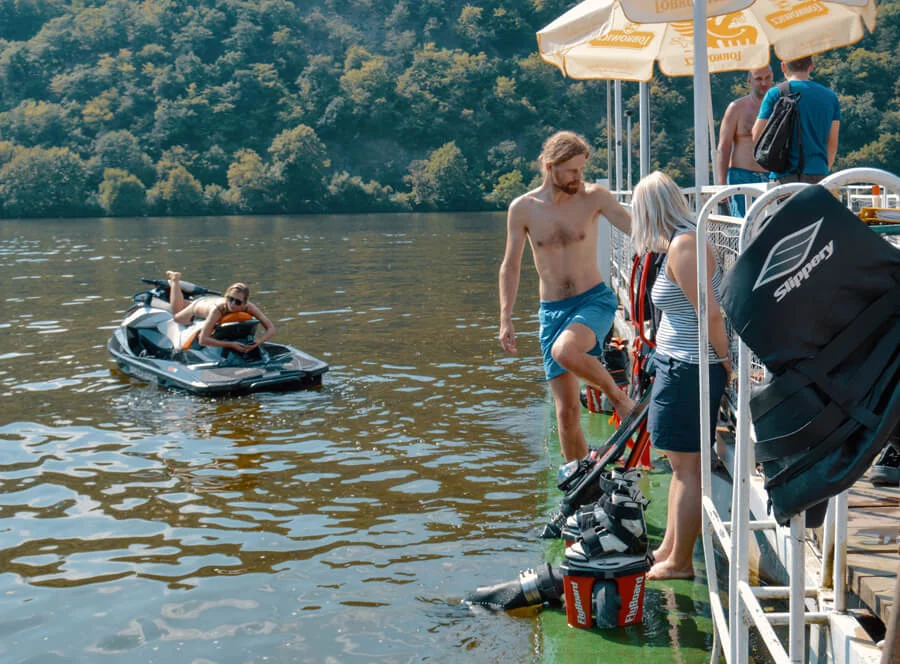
[537,0,876,193]
[538,0,876,82]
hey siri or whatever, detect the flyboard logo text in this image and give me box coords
[752,218,834,302]
[624,575,644,623]
[569,580,589,625]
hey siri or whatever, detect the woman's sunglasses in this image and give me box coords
[227,296,245,306]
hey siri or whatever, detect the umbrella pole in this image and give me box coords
[640,81,650,179]
[607,80,613,188]
[693,0,710,210]
[615,80,623,196]
[708,86,718,185]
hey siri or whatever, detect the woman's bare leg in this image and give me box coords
[648,450,701,580]
[167,271,185,314]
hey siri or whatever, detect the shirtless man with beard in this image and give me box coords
[498,131,634,462]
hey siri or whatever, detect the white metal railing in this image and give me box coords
[697,168,900,664]
[609,167,900,664]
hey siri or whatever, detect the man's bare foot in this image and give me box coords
[647,561,694,580]
[166,270,181,281]
[614,395,637,420]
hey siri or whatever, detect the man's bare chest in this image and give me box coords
[527,214,594,250]
[736,104,761,137]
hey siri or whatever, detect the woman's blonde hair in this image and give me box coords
[225,282,250,300]
[630,171,695,254]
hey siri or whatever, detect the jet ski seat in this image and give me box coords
[721,185,900,526]
[211,319,259,342]
[126,327,174,359]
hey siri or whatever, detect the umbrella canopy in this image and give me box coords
[537,0,876,197]
[538,0,876,82]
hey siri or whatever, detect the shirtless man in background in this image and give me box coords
[716,65,773,216]
[498,131,634,462]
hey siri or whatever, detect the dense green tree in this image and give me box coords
[268,124,330,212]
[405,141,478,210]
[0,0,66,41]
[90,130,156,186]
[456,6,494,50]
[226,148,274,213]
[148,164,204,216]
[98,168,148,216]
[0,140,18,168]
[327,171,395,212]
[0,0,896,217]
[486,169,527,208]
[0,100,72,147]
[0,146,89,218]
[339,47,395,130]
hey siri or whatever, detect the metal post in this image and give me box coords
[639,81,650,178]
[615,80,623,196]
[625,110,633,192]
[708,83,718,185]
[692,0,710,209]
[790,514,806,663]
[607,81,613,188]
[833,491,849,612]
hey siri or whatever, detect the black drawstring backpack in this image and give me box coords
[719,185,900,526]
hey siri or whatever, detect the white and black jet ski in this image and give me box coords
[108,278,329,396]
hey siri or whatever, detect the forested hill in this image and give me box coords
[1,0,898,218]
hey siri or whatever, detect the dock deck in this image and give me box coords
[825,471,899,630]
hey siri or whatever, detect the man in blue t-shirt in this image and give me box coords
[752,56,841,184]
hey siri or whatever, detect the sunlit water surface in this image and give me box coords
[0,214,714,663]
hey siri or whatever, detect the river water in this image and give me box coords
[0,213,714,663]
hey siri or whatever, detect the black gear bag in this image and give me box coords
[753,81,804,175]
[720,185,900,526]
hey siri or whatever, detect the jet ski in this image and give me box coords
[108,278,329,396]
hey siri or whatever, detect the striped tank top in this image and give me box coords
[651,231,724,364]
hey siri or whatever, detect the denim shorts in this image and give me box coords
[648,353,727,453]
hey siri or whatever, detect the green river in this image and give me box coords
[0,212,714,663]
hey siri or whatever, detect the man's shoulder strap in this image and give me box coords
[777,80,796,98]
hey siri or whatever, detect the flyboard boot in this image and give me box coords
[464,562,563,611]
[542,394,651,539]
[559,488,651,629]
[560,469,647,547]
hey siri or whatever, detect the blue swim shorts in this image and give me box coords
[538,282,618,381]
[647,353,727,453]
[726,167,769,217]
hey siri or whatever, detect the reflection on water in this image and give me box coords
[0,214,712,662]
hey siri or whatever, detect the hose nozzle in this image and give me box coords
[465,563,563,611]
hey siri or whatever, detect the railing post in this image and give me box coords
[789,514,806,663]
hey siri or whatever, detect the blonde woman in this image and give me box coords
[168,272,276,353]
[631,172,731,580]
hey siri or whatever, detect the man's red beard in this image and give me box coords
[553,180,580,195]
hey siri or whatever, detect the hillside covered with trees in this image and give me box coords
[1,0,898,218]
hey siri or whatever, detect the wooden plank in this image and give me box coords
[847,478,900,507]
[847,552,897,623]
[844,479,899,624]
[847,507,900,552]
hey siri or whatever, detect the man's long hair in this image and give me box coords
[539,131,590,168]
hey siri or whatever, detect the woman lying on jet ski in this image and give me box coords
[167,271,276,354]
[631,172,732,581]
